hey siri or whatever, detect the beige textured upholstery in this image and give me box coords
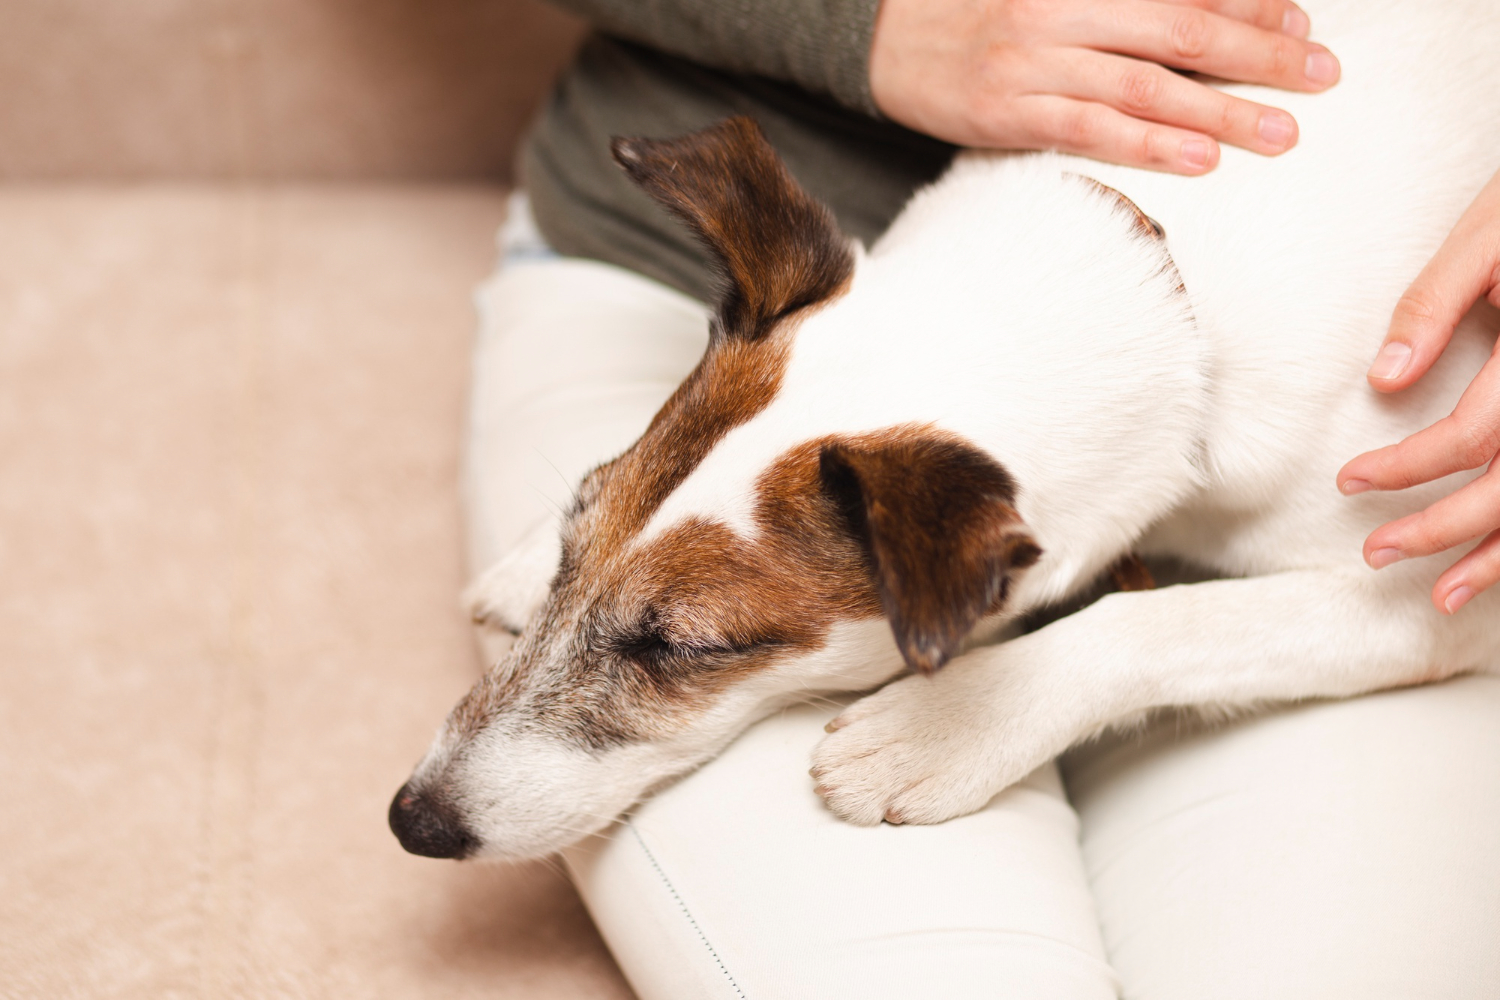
[0,3,636,996]
[0,0,583,180]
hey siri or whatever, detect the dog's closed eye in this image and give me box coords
[613,624,783,669]
[615,629,680,665]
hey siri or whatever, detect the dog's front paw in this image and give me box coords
[464,519,563,636]
[810,655,1078,826]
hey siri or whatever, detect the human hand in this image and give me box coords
[868,0,1339,174]
[1337,171,1500,614]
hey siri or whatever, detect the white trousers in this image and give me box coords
[465,213,1500,999]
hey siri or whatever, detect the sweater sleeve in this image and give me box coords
[539,0,883,115]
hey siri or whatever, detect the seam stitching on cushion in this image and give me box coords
[629,823,747,998]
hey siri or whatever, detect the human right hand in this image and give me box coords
[869,0,1340,174]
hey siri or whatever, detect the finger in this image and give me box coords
[1053,49,1298,156]
[1159,0,1310,38]
[1362,465,1500,566]
[1340,354,1500,492]
[1072,0,1339,91]
[1013,94,1220,173]
[1369,213,1500,393]
[1432,527,1500,614]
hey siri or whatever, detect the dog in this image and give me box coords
[391,0,1500,861]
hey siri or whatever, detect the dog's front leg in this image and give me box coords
[812,570,1485,825]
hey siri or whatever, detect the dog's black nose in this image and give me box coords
[389,780,475,859]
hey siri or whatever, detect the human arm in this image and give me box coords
[541,0,885,112]
[1337,170,1500,614]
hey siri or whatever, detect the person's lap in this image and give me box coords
[465,218,1500,998]
[1066,681,1500,999]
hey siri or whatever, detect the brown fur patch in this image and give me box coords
[611,117,854,343]
[576,321,795,554]
[529,438,884,747]
[1109,553,1157,592]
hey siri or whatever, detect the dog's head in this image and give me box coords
[390,118,1041,860]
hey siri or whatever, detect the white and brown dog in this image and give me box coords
[392,0,1500,861]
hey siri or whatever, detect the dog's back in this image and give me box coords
[1072,0,1500,575]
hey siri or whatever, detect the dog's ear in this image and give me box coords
[819,434,1041,674]
[611,116,852,342]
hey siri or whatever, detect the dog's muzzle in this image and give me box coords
[388,780,476,859]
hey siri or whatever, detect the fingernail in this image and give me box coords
[1258,112,1296,150]
[1444,585,1475,614]
[1181,140,1212,169]
[1368,341,1411,381]
[1340,478,1372,495]
[1305,50,1339,86]
[1282,7,1310,38]
[1369,547,1405,569]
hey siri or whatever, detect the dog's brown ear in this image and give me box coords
[611,116,852,342]
[820,433,1041,674]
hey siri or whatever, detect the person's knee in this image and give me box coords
[1069,677,1500,999]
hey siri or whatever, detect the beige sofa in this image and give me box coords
[0,2,639,995]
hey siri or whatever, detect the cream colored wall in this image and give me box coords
[0,0,584,180]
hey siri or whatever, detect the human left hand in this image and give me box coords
[1337,170,1500,614]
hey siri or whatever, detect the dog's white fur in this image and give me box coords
[446,0,1500,849]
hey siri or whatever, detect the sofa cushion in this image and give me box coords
[0,183,632,998]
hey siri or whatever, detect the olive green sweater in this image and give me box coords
[524,0,956,303]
